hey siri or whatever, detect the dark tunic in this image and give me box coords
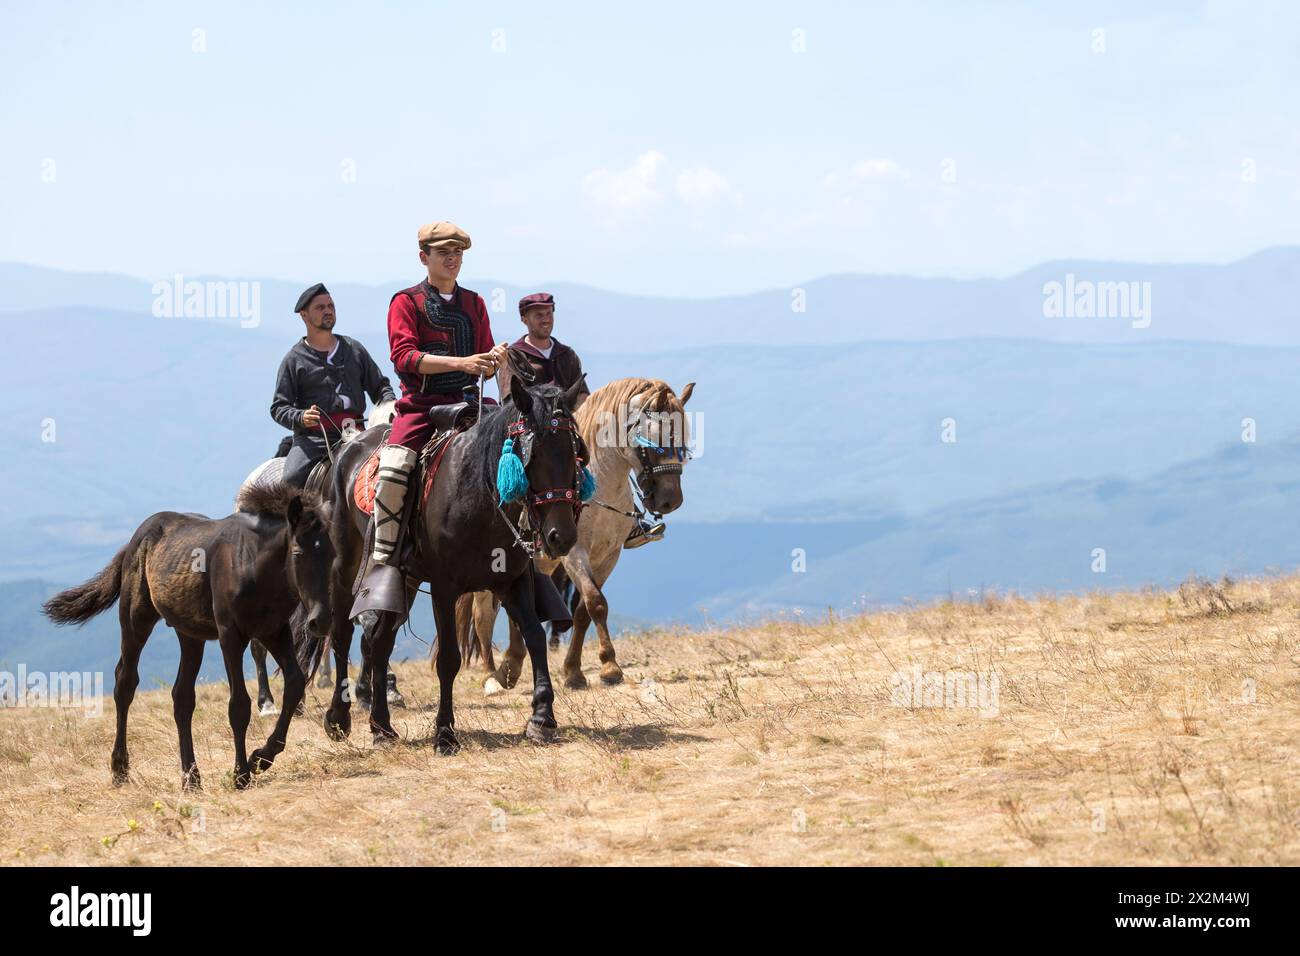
[270,335,396,436]
[500,335,589,406]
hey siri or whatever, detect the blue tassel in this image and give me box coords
[496,438,528,502]
[579,465,597,502]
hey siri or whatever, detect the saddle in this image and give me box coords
[348,403,477,620]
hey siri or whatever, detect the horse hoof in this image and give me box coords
[524,720,558,745]
[563,670,588,690]
[599,664,624,685]
[111,767,129,787]
[483,677,505,697]
[325,711,351,741]
[249,748,273,774]
[181,767,202,791]
[436,728,460,756]
[501,661,522,689]
[258,701,279,718]
[372,732,398,749]
[233,768,252,790]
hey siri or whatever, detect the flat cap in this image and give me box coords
[294,282,330,312]
[418,221,472,251]
[518,292,555,314]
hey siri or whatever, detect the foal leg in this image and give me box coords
[218,629,254,789]
[501,573,556,744]
[172,635,206,790]
[251,639,277,717]
[111,591,157,786]
[250,625,305,776]
[491,595,527,691]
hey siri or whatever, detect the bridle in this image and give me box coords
[497,408,588,555]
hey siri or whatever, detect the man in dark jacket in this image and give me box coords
[498,292,590,410]
[271,283,396,487]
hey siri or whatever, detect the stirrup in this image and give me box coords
[349,562,408,619]
[624,520,666,550]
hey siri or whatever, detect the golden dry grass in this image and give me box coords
[2,574,1298,866]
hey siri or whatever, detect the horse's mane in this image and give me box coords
[577,377,689,448]
[237,482,326,522]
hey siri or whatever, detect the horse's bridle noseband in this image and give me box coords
[506,412,587,517]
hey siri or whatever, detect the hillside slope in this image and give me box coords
[2,575,1296,866]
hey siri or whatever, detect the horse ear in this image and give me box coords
[286,495,303,529]
[511,375,533,415]
[678,382,695,406]
[562,373,587,411]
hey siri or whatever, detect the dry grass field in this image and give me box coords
[2,575,1298,866]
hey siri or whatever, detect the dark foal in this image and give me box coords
[296,377,583,752]
[43,485,335,789]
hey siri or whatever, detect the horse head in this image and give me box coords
[284,493,336,638]
[506,374,584,559]
[624,381,694,515]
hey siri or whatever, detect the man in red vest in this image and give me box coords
[368,221,507,573]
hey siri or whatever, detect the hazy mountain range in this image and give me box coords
[2,250,1298,681]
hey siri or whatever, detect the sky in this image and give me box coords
[2,0,1298,296]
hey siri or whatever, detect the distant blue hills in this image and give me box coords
[3,251,1299,682]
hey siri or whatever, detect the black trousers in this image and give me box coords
[282,434,327,488]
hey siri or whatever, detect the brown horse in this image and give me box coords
[42,484,335,789]
[460,377,694,691]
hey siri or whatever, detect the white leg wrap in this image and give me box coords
[371,444,418,564]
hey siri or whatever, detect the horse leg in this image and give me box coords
[431,594,462,754]
[250,625,305,776]
[110,591,157,786]
[565,554,622,684]
[251,639,277,716]
[324,582,356,740]
[315,633,334,689]
[366,611,402,745]
[501,574,556,744]
[492,595,526,691]
[218,628,254,789]
[355,611,376,711]
[561,601,592,690]
[172,635,206,790]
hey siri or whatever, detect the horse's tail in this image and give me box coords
[43,547,126,626]
[291,604,327,679]
[457,592,480,663]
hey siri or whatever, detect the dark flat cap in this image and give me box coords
[294,282,330,313]
[518,292,555,314]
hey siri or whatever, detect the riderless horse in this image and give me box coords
[42,484,335,789]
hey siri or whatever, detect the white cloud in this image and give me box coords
[581,151,666,224]
[849,158,911,182]
[675,166,741,205]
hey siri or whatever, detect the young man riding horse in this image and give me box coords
[355,221,509,608]
[271,283,395,488]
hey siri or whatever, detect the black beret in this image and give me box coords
[294,282,330,313]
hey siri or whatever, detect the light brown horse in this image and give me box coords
[458,377,694,691]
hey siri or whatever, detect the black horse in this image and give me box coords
[42,485,335,789]
[295,376,583,752]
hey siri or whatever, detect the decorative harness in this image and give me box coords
[496,408,591,556]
